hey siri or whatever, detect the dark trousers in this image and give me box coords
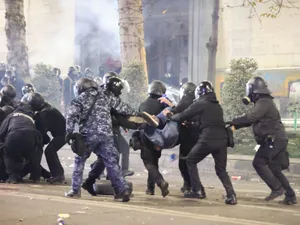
[0,143,8,181]
[45,136,65,177]
[113,130,130,171]
[89,157,105,182]
[253,141,295,197]
[186,140,235,196]
[179,140,197,189]
[4,130,42,180]
[140,137,164,190]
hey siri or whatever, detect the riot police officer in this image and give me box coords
[22,84,35,97]
[159,82,199,194]
[169,81,237,205]
[65,78,139,202]
[138,80,170,197]
[230,77,297,205]
[23,92,66,184]
[0,103,42,183]
[0,85,18,108]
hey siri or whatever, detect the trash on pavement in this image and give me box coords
[57,214,70,219]
[231,176,241,180]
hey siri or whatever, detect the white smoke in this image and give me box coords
[74,0,120,71]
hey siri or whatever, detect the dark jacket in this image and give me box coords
[172,94,199,146]
[34,103,66,138]
[231,95,287,144]
[171,92,227,142]
[139,94,166,115]
[0,105,36,142]
[0,98,18,108]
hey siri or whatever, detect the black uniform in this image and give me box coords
[171,91,236,202]
[0,105,42,183]
[171,94,199,192]
[231,95,295,200]
[139,94,167,194]
[34,103,66,180]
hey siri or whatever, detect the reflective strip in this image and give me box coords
[13,113,35,124]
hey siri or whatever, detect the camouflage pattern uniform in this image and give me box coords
[66,87,138,194]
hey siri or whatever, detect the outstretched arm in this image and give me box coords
[110,95,138,116]
[170,101,203,122]
[231,99,268,129]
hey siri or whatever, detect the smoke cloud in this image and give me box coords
[74,0,120,72]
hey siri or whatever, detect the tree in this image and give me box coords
[120,61,147,109]
[207,0,220,85]
[31,63,62,110]
[4,0,30,79]
[226,0,300,20]
[222,58,258,143]
[118,0,148,106]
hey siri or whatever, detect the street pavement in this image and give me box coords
[0,148,300,225]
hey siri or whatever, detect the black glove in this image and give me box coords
[70,133,85,157]
[65,133,74,145]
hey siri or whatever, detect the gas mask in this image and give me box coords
[242,96,251,105]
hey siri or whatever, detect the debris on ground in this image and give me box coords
[57,214,70,219]
[231,176,242,180]
[76,211,86,214]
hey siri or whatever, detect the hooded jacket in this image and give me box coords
[231,95,287,144]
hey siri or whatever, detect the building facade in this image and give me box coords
[0,0,299,113]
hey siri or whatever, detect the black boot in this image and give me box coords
[159,181,169,197]
[180,183,191,193]
[225,194,237,205]
[184,185,206,199]
[82,178,97,196]
[279,195,297,205]
[7,175,23,184]
[265,188,284,201]
[199,185,207,199]
[46,176,65,184]
[121,189,131,202]
[145,188,155,195]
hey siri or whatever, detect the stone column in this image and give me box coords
[188,0,213,85]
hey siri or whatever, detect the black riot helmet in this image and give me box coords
[105,77,124,97]
[2,105,14,117]
[148,80,166,96]
[22,83,35,96]
[0,84,16,99]
[103,71,118,84]
[195,81,214,98]
[180,82,197,99]
[21,92,46,111]
[242,76,271,104]
[73,77,98,98]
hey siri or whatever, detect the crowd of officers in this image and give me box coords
[0,68,297,206]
